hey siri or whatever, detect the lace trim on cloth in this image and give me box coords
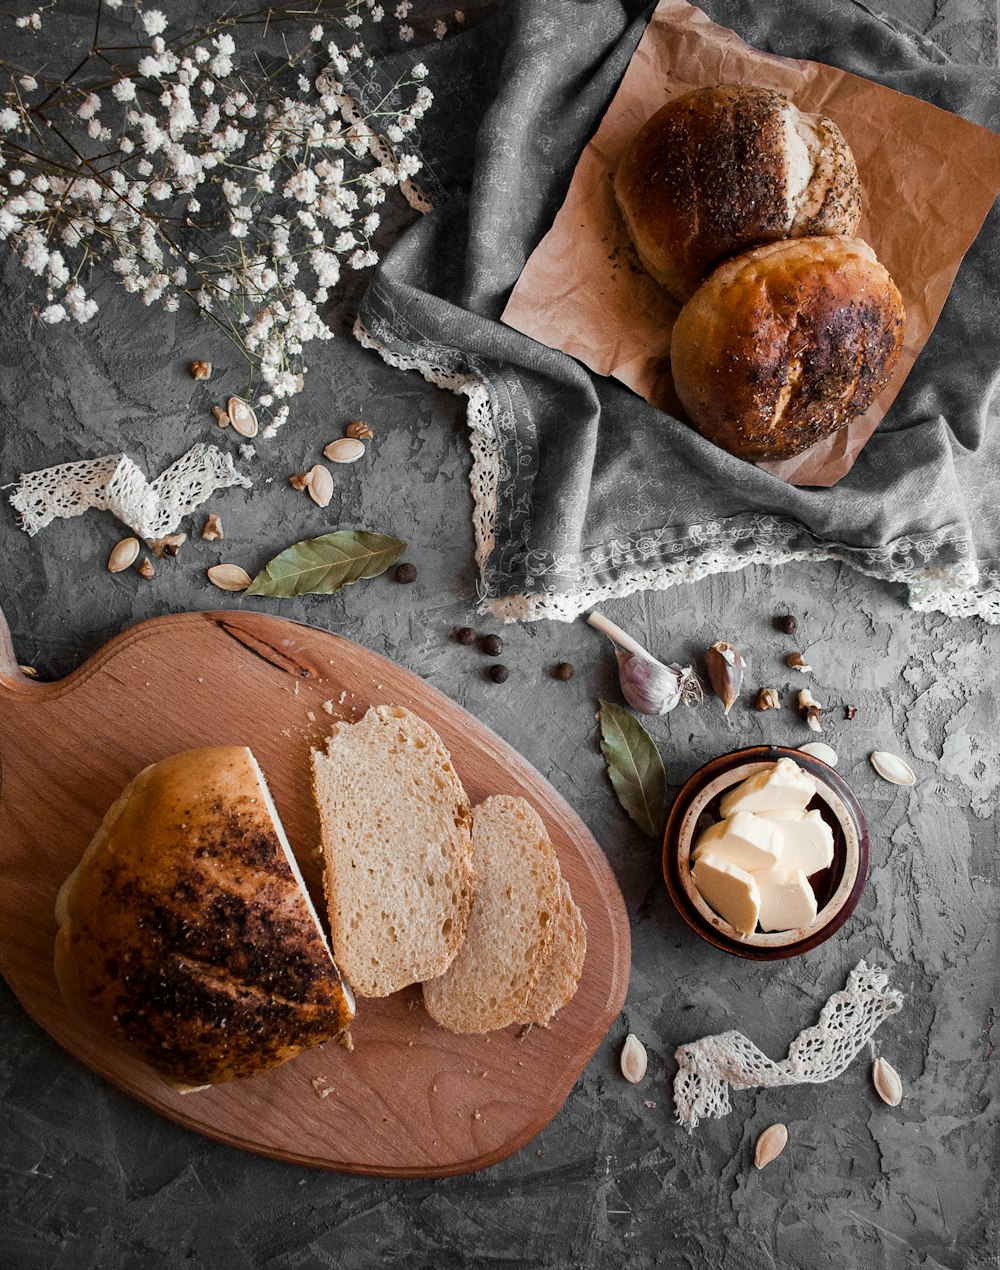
[8,443,251,539]
[353,321,1000,625]
[673,960,905,1132]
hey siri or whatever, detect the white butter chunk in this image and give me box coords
[754,867,819,932]
[692,853,761,937]
[758,808,834,875]
[693,811,784,872]
[719,757,817,818]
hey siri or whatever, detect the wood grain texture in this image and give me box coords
[0,609,630,1177]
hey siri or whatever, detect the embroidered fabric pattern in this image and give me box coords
[673,961,905,1131]
[354,320,1000,625]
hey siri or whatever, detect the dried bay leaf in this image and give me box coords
[598,700,666,839]
[246,530,407,599]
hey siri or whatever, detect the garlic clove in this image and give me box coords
[588,609,701,716]
[705,641,745,714]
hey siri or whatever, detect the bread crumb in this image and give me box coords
[473,1109,481,1120]
[338,1030,354,1052]
[306,710,317,722]
[322,699,335,714]
[338,690,347,705]
[644,1100,657,1109]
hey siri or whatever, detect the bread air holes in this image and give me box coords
[441,918,452,938]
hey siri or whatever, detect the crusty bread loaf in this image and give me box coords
[54,747,355,1089]
[614,85,862,302]
[520,878,587,1027]
[311,705,475,998]
[422,795,562,1034]
[670,236,905,460]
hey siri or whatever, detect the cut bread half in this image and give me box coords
[54,746,355,1090]
[422,794,562,1034]
[311,705,475,998]
[520,878,587,1027]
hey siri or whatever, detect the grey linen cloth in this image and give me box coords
[352,0,1000,623]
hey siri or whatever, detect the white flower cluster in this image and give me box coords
[0,0,434,437]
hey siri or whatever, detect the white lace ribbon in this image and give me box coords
[353,318,1000,625]
[673,960,904,1131]
[8,443,252,540]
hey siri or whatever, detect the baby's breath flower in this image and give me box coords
[141,10,168,37]
[3,4,434,438]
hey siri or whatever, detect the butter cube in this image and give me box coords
[693,811,783,872]
[719,757,817,818]
[754,867,818,932]
[758,808,834,875]
[692,853,761,937]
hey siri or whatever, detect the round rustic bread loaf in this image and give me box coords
[54,747,355,1089]
[669,236,905,462]
[613,84,863,301]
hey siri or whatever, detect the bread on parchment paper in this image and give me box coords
[54,747,355,1090]
[614,84,863,302]
[423,794,583,1034]
[520,877,587,1027]
[311,705,475,999]
[670,235,905,460]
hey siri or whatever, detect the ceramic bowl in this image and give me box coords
[662,745,869,960]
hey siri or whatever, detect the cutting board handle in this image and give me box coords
[0,602,35,688]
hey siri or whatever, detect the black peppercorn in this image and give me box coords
[480,633,503,656]
[394,562,417,584]
[553,662,574,681]
[488,664,509,683]
[453,626,476,646]
[775,614,797,635]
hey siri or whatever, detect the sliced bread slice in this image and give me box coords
[519,877,587,1027]
[422,794,561,1034]
[311,704,475,998]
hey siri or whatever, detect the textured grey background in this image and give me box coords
[1,2,998,1268]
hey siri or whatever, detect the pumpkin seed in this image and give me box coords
[873,1057,903,1106]
[107,537,140,573]
[227,395,258,438]
[753,1123,788,1169]
[620,1033,647,1084]
[870,751,916,786]
[798,742,838,767]
[308,464,334,508]
[324,437,366,464]
[207,563,252,592]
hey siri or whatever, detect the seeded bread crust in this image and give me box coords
[422,795,563,1034]
[311,705,475,999]
[54,746,355,1089]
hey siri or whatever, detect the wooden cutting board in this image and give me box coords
[0,607,630,1177]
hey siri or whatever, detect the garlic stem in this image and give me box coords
[586,610,651,659]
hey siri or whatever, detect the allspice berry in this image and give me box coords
[480,633,503,657]
[775,614,798,635]
[394,562,417,584]
[453,626,477,646]
[553,662,574,681]
[488,664,509,684]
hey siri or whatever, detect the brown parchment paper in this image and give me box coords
[500,0,1000,486]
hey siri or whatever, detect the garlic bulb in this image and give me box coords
[587,610,700,715]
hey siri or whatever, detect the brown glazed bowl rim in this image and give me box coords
[662,745,870,961]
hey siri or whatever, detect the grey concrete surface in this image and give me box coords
[1,2,998,1268]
